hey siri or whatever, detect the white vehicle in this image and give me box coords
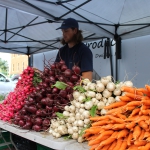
[0,73,16,95]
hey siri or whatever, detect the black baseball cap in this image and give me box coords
[56,18,79,30]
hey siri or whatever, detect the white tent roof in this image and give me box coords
[0,0,150,54]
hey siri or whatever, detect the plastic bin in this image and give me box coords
[11,134,37,150]
[0,131,13,150]
[37,143,53,150]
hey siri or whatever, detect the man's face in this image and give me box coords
[62,28,77,43]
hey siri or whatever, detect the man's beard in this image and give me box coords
[64,35,76,43]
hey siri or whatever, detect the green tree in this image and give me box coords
[0,58,9,75]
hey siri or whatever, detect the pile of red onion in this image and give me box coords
[12,60,81,131]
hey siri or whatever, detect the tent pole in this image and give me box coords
[5,8,8,43]
[115,51,118,81]
[108,38,114,79]
[115,37,121,81]
[27,47,33,67]
[114,24,121,81]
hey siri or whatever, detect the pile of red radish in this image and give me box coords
[0,67,39,122]
[13,60,81,132]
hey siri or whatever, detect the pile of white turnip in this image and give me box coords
[49,76,133,142]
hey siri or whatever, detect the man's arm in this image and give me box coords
[82,71,93,81]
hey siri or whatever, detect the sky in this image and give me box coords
[0,52,11,66]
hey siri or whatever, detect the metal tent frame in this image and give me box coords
[0,0,150,80]
[1,0,149,55]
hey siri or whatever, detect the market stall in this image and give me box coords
[0,0,150,150]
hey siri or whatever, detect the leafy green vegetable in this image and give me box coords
[90,105,98,117]
[79,124,91,136]
[33,72,42,86]
[73,85,86,93]
[52,81,67,90]
[0,94,6,101]
[82,97,91,102]
[62,134,72,140]
[56,112,68,119]
[115,80,120,84]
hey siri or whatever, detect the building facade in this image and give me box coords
[10,54,28,76]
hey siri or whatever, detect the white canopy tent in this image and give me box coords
[0,0,150,55]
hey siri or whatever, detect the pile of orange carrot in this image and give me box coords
[84,85,150,150]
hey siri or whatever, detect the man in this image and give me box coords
[55,18,93,80]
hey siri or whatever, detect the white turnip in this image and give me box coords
[82,78,90,85]
[101,77,109,86]
[69,113,75,117]
[124,81,133,87]
[64,106,69,111]
[84,101,93,110]
[78,95,86,103]
[73,91,80,99]
[77,120,84,127]
[75,102,81,108]
[75,113,81,120]
[85,91,96,98]
[77,137,85,143]
[115,96,120,102]
[95,93,102,100]
[106,75,112,81]
[79,108,85,114]
[103,89,112,98]
[113,88,121,96]
[72,133,78,140]
[63,111,70,117]
[84,118,90,124]
[55,133,61,138]
[101,109,107,115]
[108,97,115,104]
[72,126,78,132]
[97,101,105,110]
[96,83,105,92]
[83,85,88,90]
[102,97,108,104]
[88,83,96,91]
[80,104,85,108]
[69,105,76,112]
[68,128,73,134]
[83,111,90,119]
[106,82,115,91]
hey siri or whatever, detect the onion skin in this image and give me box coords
[42,119,50,127]
[64,69,72,77]
[32,125,42,132]
[72,65,80,75]
[34,117,43,126]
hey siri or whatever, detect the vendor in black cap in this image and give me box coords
[55,18,93,80]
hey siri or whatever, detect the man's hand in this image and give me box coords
[82,71,93,81]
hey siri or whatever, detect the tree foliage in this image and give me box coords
[0,58,9,75]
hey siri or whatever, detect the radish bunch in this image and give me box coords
[12,60,81,131]
[0,67,38,122]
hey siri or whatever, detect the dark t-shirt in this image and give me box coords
[55,42,93,73]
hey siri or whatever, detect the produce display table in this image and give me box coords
[0,120,76,150]
[65,142,90,150]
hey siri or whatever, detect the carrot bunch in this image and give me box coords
[84,85,150,150]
